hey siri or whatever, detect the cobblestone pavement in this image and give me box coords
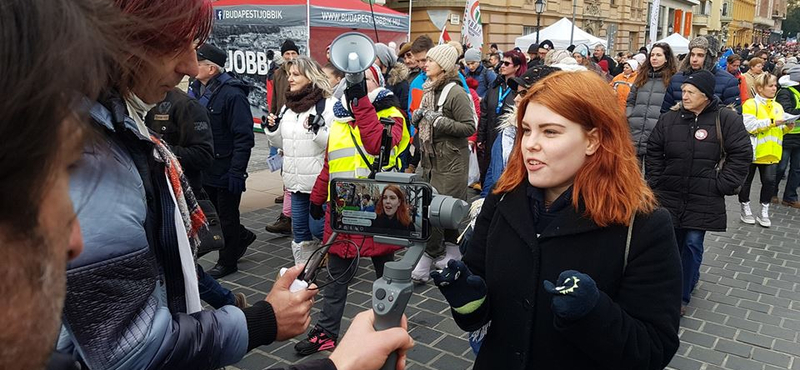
[200,176,800,370]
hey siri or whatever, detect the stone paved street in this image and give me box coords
[207,150,800,369]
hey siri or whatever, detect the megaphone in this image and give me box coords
[329,32,376,84]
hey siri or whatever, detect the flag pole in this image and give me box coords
[407,0,413,42]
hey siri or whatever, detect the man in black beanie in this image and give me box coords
[527,43,541,68]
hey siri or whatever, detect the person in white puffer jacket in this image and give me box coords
[266,56,335,264]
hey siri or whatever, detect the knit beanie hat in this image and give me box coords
[281,39,299,55]
[683,70,716,100]
[625,59,639,73]
[374,43,397,69]
[528,43,539,54]
[427,44,459,73]
[782,65,800,86]
[598,60,609,72]
[464,48,481,62]
[574,44,590,58]
[366,64,386,87]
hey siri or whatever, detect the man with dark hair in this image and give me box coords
[489,52,502,74]
[726,54,749,103]
[189,43,257,279]
[526,43,541,68]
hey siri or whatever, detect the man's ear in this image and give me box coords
[586,128,600,156]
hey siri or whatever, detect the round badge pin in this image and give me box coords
[695,129,708,140]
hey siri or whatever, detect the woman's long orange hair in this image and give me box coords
[492,71,657,227]
[375,185,412,226]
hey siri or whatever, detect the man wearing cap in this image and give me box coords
[537,40,554,64]
[463,48,496,99]
[661,36,741,113]
[189,43,256,279]
[398,42,421,82]
[526,43,542,69]
[647,69,751,315]
[775,65,800,208]
[264,39,301,236]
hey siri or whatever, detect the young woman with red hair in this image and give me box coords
[432,71,682,369]
[372,185,415,231]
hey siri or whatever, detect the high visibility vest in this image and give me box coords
[327,106,410,198]
[786,86,800,134]
[742,98,786,164]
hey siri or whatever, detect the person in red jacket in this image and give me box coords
[466,77,482,190]
[727,54,749,103]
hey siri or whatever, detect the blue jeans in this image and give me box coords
[290,192,324,243]
[197,264,235,309]
[777,146,800,201]
[674,228,706,304]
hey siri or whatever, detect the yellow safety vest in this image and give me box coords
[786,87,800,134]
[327,106,410,198]
[742,98,786,164]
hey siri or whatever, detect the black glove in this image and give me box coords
[543,270,599,321]
[310,202,325,220]
[344,75,368,105]
[227,172,247,194]
[411,108,426,126]
[431,259,487,315]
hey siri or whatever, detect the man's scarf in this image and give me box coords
[150,134,207,256]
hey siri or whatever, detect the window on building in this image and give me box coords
[722,2,729,16]
[523,26,536,35]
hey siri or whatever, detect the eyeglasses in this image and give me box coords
[502,61,513,66]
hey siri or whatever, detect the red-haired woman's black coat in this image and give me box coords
[457,185,682,370]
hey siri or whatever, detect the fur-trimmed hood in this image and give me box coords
[387,63,410,86]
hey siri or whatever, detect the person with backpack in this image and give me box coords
[409,43,476,282]
[463,48,496,99]
[265,56,335,265]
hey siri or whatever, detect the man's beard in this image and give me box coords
[0,230,67,369]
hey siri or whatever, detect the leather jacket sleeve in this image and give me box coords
[171,98,214,172]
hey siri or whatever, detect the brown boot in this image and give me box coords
[234,292,248,309]
[782,200,800,209]
[265,214,292,235]
[771,196,780,204]
[275,194,284,203]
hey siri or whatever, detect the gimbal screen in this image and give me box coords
[330,179,430,240]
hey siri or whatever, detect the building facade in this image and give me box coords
[385,0,649,55]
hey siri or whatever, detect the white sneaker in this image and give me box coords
[290,241,303,266]
[740,202,755,224]
[411,254,434,284]
[756,203,771,228]
[434,244,463,270]
[297,240,320,266]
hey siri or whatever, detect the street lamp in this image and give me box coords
[535,0,545,44]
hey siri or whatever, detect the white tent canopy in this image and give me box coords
[654,33,690,55]
[515,17,607,51]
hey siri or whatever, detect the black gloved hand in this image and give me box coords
[543,270,599,321]
[310,202,325,220]
[411,108,426,126]
[227,172,247,194]
[431,259,487,315]
[344,75,368,105]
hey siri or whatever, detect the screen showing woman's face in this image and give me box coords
[382,191,400,217]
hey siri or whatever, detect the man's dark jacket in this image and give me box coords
[646,97,752,231]
[146,88,214,192]
[591,54,617,74]
[777,86,800,149]
[189,72,255,188]
[478,75,516,149]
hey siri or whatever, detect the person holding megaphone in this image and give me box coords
[299,53,411,355]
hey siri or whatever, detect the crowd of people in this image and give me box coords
[3,0,800,369]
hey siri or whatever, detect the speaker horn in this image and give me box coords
[329,32,376,84]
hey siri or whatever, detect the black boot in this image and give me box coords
[208,263,238,279]
[265,214,292,235]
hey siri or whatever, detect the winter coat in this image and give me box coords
[59,94,277,370]
[661,67,741,113]
[481,125,515,197]
[386,63,410,114]
[646,97,752,232]
[270,64,290,115]
[310,93,406,258]
[743,71,761,100]
[627,70,668,156]
[742,96,789,164]
[145,88,214,193]
[591,54,618,75]
[266,96,335,193]
[407,71,469,118]
[464,64,497,99]
[777,86,800,149]
[457,184,682,370]
[611,72,637,112]
[420,74,477,202]
[478,75,516,150]
[188,72,255,188]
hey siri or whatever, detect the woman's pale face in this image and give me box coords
[752,63,764,74]
[500,57,519,77]
[425,58,444,78]
[573,53,584,64]
[623,64,633,75]
[365,70,380,93]
[382,190,401,217]
[520,103,599,201]
[323,68,341,88]
[757,78,778,98]
[681,83,709,112]
[287,65,311,92]
[650,47,666,69]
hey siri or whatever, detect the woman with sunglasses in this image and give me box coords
[627,42,679,165]
[433,71,683,369]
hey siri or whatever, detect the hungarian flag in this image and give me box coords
[439,25,452,45]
